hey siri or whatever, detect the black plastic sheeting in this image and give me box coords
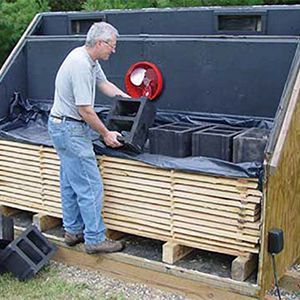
[0,96,273,181]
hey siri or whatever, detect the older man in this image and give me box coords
[48,22,129,254]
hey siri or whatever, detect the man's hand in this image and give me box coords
[103,131,123,148]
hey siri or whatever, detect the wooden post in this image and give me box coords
[231,253,257,281]
[33,213,61,232]
[0,205,20,217]
[106,229,125,240]
[163,241,193,264]
[279,269,300,292]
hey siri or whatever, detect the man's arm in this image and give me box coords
[78,105,122,148]
[97,80,130,98]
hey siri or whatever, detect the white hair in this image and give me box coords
[85,22,119,47]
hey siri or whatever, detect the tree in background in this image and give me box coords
[0,0,48,65]
[48,0,84,11]
[82,0,264,10]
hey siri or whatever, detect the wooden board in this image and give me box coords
[260,67,300,296]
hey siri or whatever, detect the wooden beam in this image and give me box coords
[279,269,300,292]
[162,241,193,264]
[53,246,257,300]
[0,205,20,217]
[106,229,125,240]
[12,224,259,299]
[231,254,257,281]
[33,213,61,232]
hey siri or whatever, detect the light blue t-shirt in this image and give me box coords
[50,46,107,120]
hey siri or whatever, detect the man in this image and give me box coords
[48,22,129,254]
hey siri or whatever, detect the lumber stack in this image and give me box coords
[171,172,261,256]
[0,140,262,256]
[0,140,61,217]
[99,156,172,241]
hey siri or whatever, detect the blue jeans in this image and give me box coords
[48,116,106,245]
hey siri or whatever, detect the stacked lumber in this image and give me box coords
[99,156,172,241]
[0,140,61,217]
[172,172,261,256]
[0,140,262,256]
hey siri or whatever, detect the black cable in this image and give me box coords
[271,253,282,300]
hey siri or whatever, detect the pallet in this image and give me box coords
[0,140,262,264]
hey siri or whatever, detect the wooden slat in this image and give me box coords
[103,208,170,225]
[103,173,171,189]
[0,144,41,155]
[173,215,259,236]
[104,190,170,206]
[174,184,261,203]
[173,203,258,220]
[0,160,40,172]
[174,234,259,254]
[104,185,171,201]
[174,190,259,206]
[103,179,170,195]
[0,152,40,163]
[173,209,260,229]
[103,212,170,230]
[0,195,61,216]
[174,235,258,256]
[174,177,260,195]
[173,196,257,214]
[105,219,171,237]
[174,171,259,187]
[174,227,257,248]
[0,140,43,150]
[0,166,41,178]
[173,221,259,244]
[104,199,171,216]
[0,174,43,188]
[101,161,171,179]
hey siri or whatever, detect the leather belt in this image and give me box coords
[50,115,84,123]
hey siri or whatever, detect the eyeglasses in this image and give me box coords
[101,40,116,51]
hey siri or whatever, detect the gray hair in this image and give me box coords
[85,22,119,47]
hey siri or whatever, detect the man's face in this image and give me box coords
[97,34,117,60]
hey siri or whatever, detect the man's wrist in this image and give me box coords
[99,125,109,137]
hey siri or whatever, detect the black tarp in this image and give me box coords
[0,95,273,181]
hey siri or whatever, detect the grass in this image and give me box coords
[0,265,125,300]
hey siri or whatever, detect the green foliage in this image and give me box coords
[82,0,266,10]
[0,0,48,65]
[83,0,155,10]
[263,0,300,3]
[48,0,85,11]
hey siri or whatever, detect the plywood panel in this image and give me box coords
[260,68,300,296]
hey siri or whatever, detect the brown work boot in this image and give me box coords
[64,231,84,246]
[85,239,124,254]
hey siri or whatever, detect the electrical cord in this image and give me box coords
[271,253,282,300]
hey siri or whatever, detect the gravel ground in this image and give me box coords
[267,263,300,300]
[51,260,300,300]
[50,261,186,300]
